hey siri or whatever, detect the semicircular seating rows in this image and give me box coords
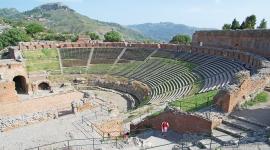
[59,48,247,104]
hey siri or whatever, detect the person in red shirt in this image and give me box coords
[161,121,170,137]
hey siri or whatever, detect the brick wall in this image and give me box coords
[192,30,270,58]
[214,70,270,113]
[131,108,222,134]
[0,60,31,97]
[0,81,19,103]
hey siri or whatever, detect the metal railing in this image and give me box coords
[172,95,214,112]
[25,137,121,150]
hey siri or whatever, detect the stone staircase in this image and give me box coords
[190,115,270,150]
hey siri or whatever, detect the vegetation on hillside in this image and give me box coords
[0,19,80,49]
[169,90,218,112]
[25,23,45,36]
[0,28,31,49]
[0,3,149,41]
[223,15,267,30]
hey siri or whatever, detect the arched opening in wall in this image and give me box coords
[13,76,27,94]
[38,82,50,90]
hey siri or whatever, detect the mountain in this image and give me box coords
[0,3,148,41]
[128,22,214,42]
[0,8,24,20]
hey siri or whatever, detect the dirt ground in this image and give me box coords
[90,89,129,112]
[96,119,124,137]
[232,90,270,126]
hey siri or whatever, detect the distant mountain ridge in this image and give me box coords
[0,3,149,41]
[128,22,215,42]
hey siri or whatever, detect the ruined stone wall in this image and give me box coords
[130,107,222,134]
[0,60,28,81]
[0,60,30,102]
[88,75,150,104]
[31,79,51,93]
[192,30,270,58]
[0,81,18,103]
[214,69,270,113]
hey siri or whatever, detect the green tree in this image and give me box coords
[231,18,240,30]
[0,28,30,49]
[86,32,100,40]
[25,23,45,36]
[5,28,31,45]
[0,40,3,50]
[241,15,257,29]
[222,24,231,30]
[257,19,267,29]
[169,34,191,44]
[104,31,122,42]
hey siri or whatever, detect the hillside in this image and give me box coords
[0,3,148,41]
[128,22,213,42]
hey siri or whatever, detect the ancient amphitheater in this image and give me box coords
[1,30,270,150]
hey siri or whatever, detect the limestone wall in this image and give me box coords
[192,30,270,58]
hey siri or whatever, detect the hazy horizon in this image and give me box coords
[0,0,269,29]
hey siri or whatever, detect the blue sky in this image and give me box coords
[0,0,269,29]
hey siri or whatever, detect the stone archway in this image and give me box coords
[38,82,50,90]
[13,75,27,94]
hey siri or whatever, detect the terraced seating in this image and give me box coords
[120,48,155,61]
[58,47,249,104]
[60,48,92,67]
[91,48,123,64]
[193,58,245,93]
[152,50,176,59]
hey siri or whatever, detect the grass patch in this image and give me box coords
[23,49,60,72]
[23,48,58,59]
[243,92,269,107]
[169,90,218,112]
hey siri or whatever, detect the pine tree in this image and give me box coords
[257,19,267,29]
[231,18,240,30]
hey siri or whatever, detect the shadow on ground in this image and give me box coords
[232,107,270,126]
